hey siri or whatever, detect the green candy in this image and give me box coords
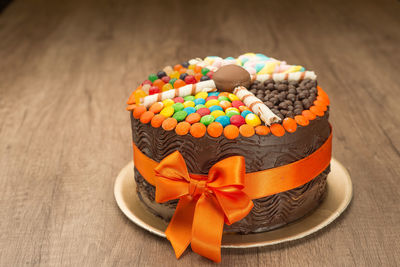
[148,74,158,82]
[172,110,188,122]
[172,102,184,112]
[226,110,240,118]
[200,115,215,126]
[169,78,177,86]
[195,104,206,110]
[201,68,210,75]
[218,96,230,102]
[184,95,196,101]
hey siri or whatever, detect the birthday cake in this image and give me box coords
[127,53,331,261]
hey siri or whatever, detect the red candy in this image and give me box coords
[173,97,184,103]
[230,115,246,127]
[231,100,245,109]
[196,108,211,116]
[149,86,160,95]
[142,80,152,86]
[206,71,214,78]
[184,75,197,84]
[161,76,170,83]
[206,96,218,101]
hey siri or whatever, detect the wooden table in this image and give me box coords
[1,0,399,265]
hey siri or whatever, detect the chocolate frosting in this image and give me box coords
[212,65,251,92]
[130,111,331,233]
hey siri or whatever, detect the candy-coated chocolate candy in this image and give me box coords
[174,97,184,103]
[153,79,165,89]
[195,91,208,99]
[245,113,261,126]
[161,76,170,83]
[217,96,230,102]
[231,100,245,109]
[209,105,223,112]
[149,86,160,95]
[241,110,252,118]
[170,71,180,79]
[186,113,201,124]
[142,80,152,86]
[225,107,240,113]
[219,100,232,110]
[173,79,186,89]
[179,73,188,80]
[162,83,173,92]
[196,107,211,116]
[184,75,197,84]
[205,99,220,108]
[172,102,184,112]
[157,71,167,78]
[163,66,173,75]
[194,98,206,105]
[148,74,158,82]
[160,106,174,117]
[201,68,210,75]
[183,101,195,108]
[230,115,246,127]
[200,75,210,81]
[172,110,188,122]
[195,104,206,110]
[228,93,240,101]
[210,110,225,118]
[215,115,230,127]
[206,96,218,102]
[238,105,250,112]
[162,98,175,107]
[183,107,196,115]
[184,95,195,101]
[134,89,147,104]
[141,84,151,94]
[208,92,220,97]
[200,114,215,126]
[226,110,240,118]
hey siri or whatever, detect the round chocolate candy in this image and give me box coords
[212,65,251,93]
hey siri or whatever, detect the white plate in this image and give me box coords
[114,158,352,248]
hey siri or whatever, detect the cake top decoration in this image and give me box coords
[212,65,251,92]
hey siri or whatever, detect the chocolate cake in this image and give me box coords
[127,53,331,234]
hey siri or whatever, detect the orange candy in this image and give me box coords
[317,95,329,106]
[149,102,164,114]
[302,110,316,120]
[310,106,324,117]
[219,101,232,110]
[239,106,250,112]
[255,126,270,135]
[294,115,309,126]
[162,118,178,131]
[224,125,239,139]
[194,73,203,82]
[152,79,165,90]
[140,111,154,124]
[317,86,330,105]
[126,104,136,111]
[185,113,201,124]
[133,105,147,119]
[207,122,223,138]
[127,86,142,104]
[218,92,229,98]
[270,124,285,137]
[173,64,183,71]
[239,124,255,137]
[151,114,166,128]
[313,100,327,111]
[175,122,191,135]
[173,79,186,89]
[282,118,297,133]
[194,65,202,73]
[178,68,187,74]
[190,122,206,138]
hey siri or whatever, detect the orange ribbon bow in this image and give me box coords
[154,151,254,262]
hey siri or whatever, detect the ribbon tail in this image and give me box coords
[165,195,196,259]
[191,194,224,263]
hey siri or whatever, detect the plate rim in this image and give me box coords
[114,158,352,248]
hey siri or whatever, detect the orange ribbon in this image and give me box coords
[154,151,253,262]
[133,130,332,262]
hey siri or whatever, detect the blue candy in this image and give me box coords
[184,107,196,115]
[209,105,223,112]
[241,110,252,118]
[194,98,206,105]
[208,92,220,97]
[215,115,230,127]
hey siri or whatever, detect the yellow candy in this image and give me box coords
[162,99,175,107]
[258,62,279,74]
[283,65,303,73]
[134,89,147,104]
[160,106,174,117]
[205,99,220,108]
[225,107,240,113]
[170,71,180,79]
[188,64,196,70]
[162,83,173,92]
[183,101,195,108]
[245,113,261,127]
[195,92,208,99]
[228,93,240,101]
[210,110,225,118]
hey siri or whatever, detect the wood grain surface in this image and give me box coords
[0,0,399,266]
